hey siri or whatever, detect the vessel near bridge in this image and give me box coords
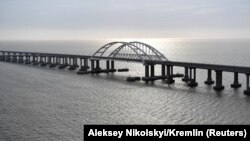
[0,41,250,95]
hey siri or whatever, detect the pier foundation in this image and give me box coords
[24,55,31,64]
[205,69,214,85]
[165,65,175,84]
[231,72,242,88]
[18,55,24,63]
[182,67,189,82]
[150,65,155,77]
[12,53,17,62]
[244,74,250,95]
[213,70,225,91]
[187,68,198,87]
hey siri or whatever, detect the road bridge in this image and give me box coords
[0,41,250,95]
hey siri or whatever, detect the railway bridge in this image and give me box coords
[0,41,250,95]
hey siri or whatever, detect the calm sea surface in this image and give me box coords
[0,39,250,141]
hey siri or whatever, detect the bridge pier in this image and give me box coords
[150,65,155,77]
[188,68,198,87]
[96,60,100,70]
[65,57,69,66]
[244,74,250,95]
[91,60,95,71]
[161,64,166,76]
[0,52,3,61]
[31,56,38,65]
[78,58,89,71]
[47,56,52,66]
[12,53,17,62]
[40,56,47,66]
[145,64,149,78]
[49,57,57,67]
[6,53,11,62]
[68,57,79,70]
[110,60,115,72]
[231,72,242,88]
[165,65,175,84]
[18,55,24,63]
[205,69,214,85]
[213,70,225,91]
[24,55,31,64]
[106,60,110,70]
[182,67,189,82]
[58,57,65,69]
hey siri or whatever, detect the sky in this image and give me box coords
[0,0,250,40]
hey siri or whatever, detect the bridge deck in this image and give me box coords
[1,50,250,74]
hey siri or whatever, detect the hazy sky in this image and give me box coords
[0,0,250,40]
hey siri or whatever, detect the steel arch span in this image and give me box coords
[92,41,168,63]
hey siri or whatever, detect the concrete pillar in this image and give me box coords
[84,59,88,67]
[111,60,114,70]
[73,58,78,66]
[231,72,242,88]
[6,53,11,62]
[213,70,225,91]
[161,64,165,76]
[25,55,31,64]
[18,55,24,63]
[96,60,100,69]
[48,57,52,64]
[165,65,175,84]
[150,65,155,77]
[205,69,214,85]
[145,65,149,77]
[188,68,198,87]
[65,57,68,65]
[91,60,95,71]
[56,57,60,65]
[244,74,250,95]
[80,58,83,67]
[182,67,189,82]
[106,60,110,70]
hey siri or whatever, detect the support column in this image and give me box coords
[213,70,225,91]
[47,57,52,65]
[6,53,11,62]
[150,64,155,77]
[205,69,214,85]
[182,67,189,82]
[165,65,175,84]
[65,57,68,66]
[91,60,95,71]
[25,55,31,64]
[56,57,60,65]
[73,58,78,66]
[0,52,5,61]
[161,64,165,76]
[84,59,88,68]
[18,55,24,63]
[106,60,110,70]
[145,65,149,78]
[110,60,115,72]
[12,53,17,62]
[80,58,83,67]
[111,60,114,70]
[95,60,100,70]
[188,68,198,87]
[231,72,242,88]
[244,74,250,95]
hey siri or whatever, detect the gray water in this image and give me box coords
[0,39,250,141]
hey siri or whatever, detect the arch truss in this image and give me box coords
[92,41,168,63]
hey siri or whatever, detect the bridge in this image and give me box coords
[0,41,250,95]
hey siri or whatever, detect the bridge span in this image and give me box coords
[0,41,250,95]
